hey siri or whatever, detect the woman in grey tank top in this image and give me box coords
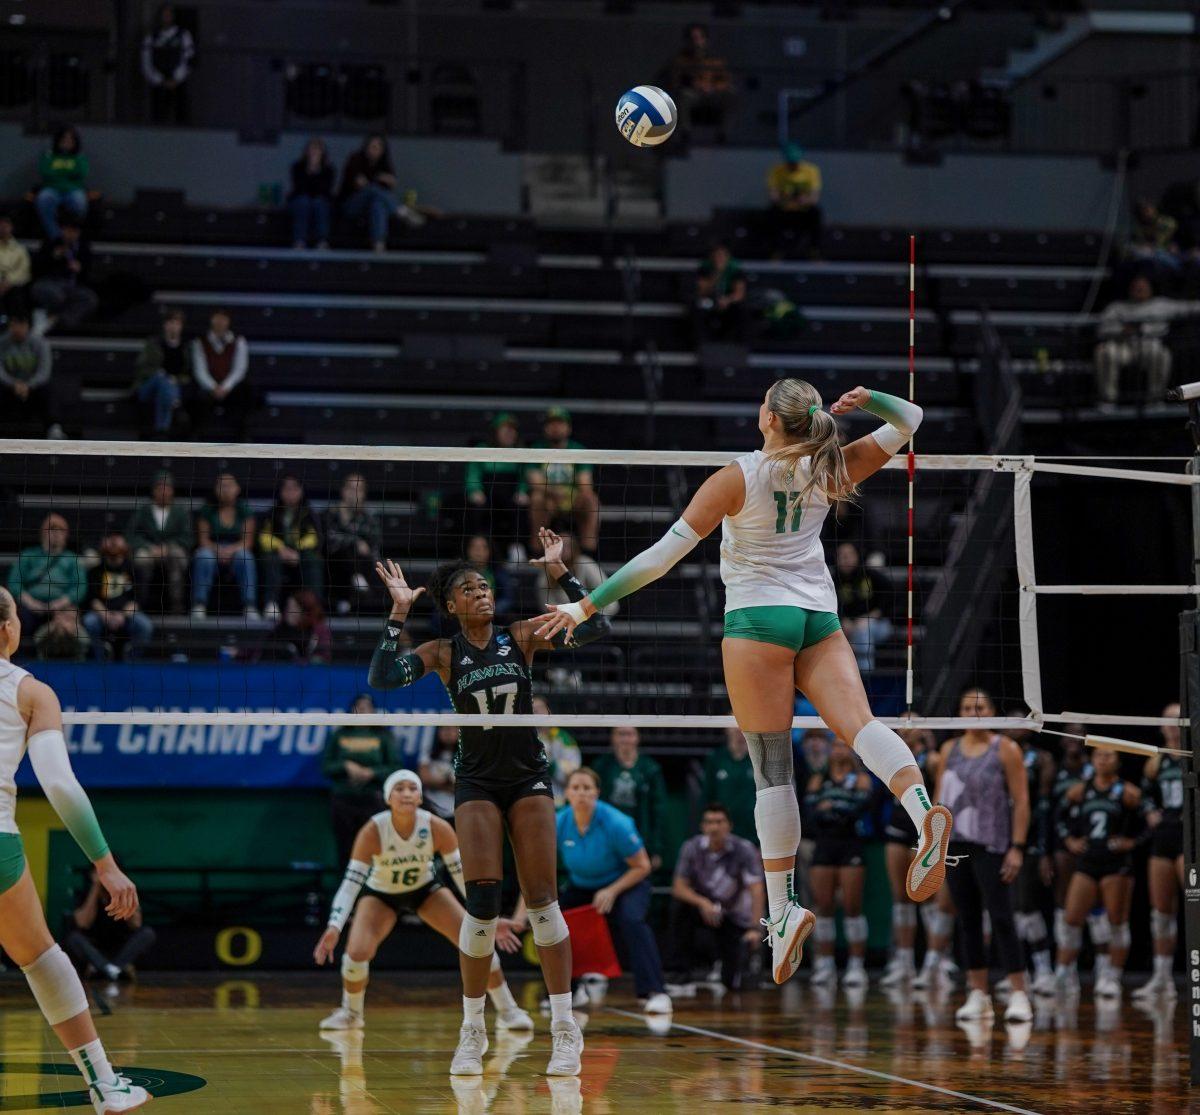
[935,688,1031,1024]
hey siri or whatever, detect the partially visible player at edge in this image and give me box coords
[367,528,611,1076]
[0,586,151,1113]
[535,380,954,984]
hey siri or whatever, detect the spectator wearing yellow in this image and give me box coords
[766,143,823,258]
[259,473,323,620]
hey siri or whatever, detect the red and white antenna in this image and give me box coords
[906,234,916,711]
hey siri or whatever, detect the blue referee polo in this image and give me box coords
[556,800,644,890]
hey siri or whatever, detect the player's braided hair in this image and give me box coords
[427,561,476,617]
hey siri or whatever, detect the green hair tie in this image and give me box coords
[808,405,820,417]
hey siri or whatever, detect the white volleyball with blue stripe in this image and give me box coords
[615,85,677,147]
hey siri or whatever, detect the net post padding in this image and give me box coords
[1012,469,1044,717]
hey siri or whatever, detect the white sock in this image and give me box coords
[548,991,573,1025]
[1155,954,1174,978]
[847,955,864,970]
[922,948,940,969]
[1095,954,1111,979]
[462,994,486,1026]
[1033,950,1052,977]
[343,988,365,1015]
[70,1039,116,1089]
[897,947,914,967]
[488,980,518,1014]
[899,782,933,830]
[764,867,795,921]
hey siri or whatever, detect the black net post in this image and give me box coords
[1186,445,1200,1084]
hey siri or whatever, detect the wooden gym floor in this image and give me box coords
[0,972,1192,1113]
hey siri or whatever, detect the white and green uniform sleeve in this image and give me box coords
[328,859,370,931]
[26,730,109,861]
[586,517,701,613]
[862,390,923,455]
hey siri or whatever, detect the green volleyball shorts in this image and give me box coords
[0,833,26,896]
[723,605,842,653]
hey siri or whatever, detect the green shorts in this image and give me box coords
[0,833,25,896]
[724,605,842,653]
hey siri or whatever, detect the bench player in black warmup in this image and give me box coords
[368,528,610,1077]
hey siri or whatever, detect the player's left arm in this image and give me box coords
[836,386,924,486]
[999,736,1030,882]
[431,815,465,896]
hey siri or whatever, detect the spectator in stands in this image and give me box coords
[701,726,757,843]
[592,725,667,870]
[192,470,258,619]
[465,413,530,561]
[133,306,192,437]
[260,589,331,664]
[669,802,764,991]
[192,308,253,440]
[541,531,617,617]
[259,473,323,621]
[542,767,670,1014]
[338,134,421,253]
[66,867,157,981]
[0,312,63,439]
[834,542,892,673]
[418,725,457,821]
[127,470,192,615]
[323,692,395,863]
[8,514,86,633]
[528,407,600,555]
[141,3,194,124]
[694,242,747,342]
[464,534,514,617]
[766,143,823,259]
[323,471,381,614]
[82,534,153,662]
[289,138,336,250]
[31,212,98,335]
[34,125,89,241]
[1127,199,1179,275]
[668,23,733,141]
[533,695,581,805]
[0,211,32,316]
[1094,274,1198,409]
[34,603,90,661]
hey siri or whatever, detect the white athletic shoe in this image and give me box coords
[911,955,939,990]
[449,1023,488,1075]
[955,989,994,1021]
[810,956,838,987]
[641,992,672,1015]
[1004,989,1033,1023]
[762,901,816,985]
[1095,973,1122,1000]
[92,1080,151,1113]
[906,805,954,903]
[842,961,868,988]
[545,1019,584,1076]
[939,956,961,983]
[1132,971,1177,1000]
[1055,965,1080,998]
[880,957,915,987]
[319,1007,364,1030]
[496,1006,534,1031]
[1031,969,1058,997]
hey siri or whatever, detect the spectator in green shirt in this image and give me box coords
[465,412,530,561]
[322,692,398,863]
[694,241,747,342]
[126,470,193,614]
[528,407,600,555]
[701,727,758,844]
[36,125,90,241]
[192,471,258,619]
[8,513,87,633]
[592,725,667,868]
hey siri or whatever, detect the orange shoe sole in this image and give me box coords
[906,804,953,903]
[773,908,816,985]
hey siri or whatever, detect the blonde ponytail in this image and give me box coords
[764,378,856,504]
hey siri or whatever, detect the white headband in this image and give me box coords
[383,769,422,800]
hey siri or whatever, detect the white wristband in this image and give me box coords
[555,601,588,625]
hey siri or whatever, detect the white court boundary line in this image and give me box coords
[606,1008,1042,1115]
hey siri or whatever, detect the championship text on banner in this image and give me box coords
[19,664,451,789]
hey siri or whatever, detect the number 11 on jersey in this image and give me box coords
[470,682,519,730]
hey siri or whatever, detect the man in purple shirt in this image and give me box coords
[669,802,765,990]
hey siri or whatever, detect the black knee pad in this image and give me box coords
[465,878,502,920]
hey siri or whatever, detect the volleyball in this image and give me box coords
[615,85,677,147]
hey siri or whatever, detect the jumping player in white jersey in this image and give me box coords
[0,587,151,1113]
[313,768,532,1032]
[536,380,955,985]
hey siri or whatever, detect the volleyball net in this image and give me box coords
[0,440,1191,751]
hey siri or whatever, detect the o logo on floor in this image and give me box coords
[215,925,263,966]
[0,1063,206,1110]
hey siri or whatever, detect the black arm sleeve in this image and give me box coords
[548,571,613,649]
[367,620,427,690]
[556,571,588,603]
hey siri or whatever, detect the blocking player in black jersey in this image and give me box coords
[367,528,610,1078]
[804,740,872,988]
[1135,702,1184,1002]
[1053,747,1142,1000]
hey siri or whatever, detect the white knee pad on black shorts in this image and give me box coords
[22,944,88,1026]
[528,902,569,948]
[459,914,498,958]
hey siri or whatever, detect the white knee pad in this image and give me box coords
[1013,911,1032,940]
[459,914,498,959]
[341,954,369,984]
[753,784,802,860]
[1152,909,1178,941]
[921,905,950,939]
[1109,922,1131,950]
[845,915,868,945]
[1087,912,1112,946]
[528,901,569,948]
[1055,920,1082,952]
[892,904,917,930]
[22,944,88,1026]
[853,721,918,787]
[815,916,837,944]
[1023,911,1048,942]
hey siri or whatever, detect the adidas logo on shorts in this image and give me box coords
[532,782,547,790]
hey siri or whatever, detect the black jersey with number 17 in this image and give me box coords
[448,627,548,784]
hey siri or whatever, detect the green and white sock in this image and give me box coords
[900,783,933,830]
[764,868,795,921]
[70,1039,116,1092]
